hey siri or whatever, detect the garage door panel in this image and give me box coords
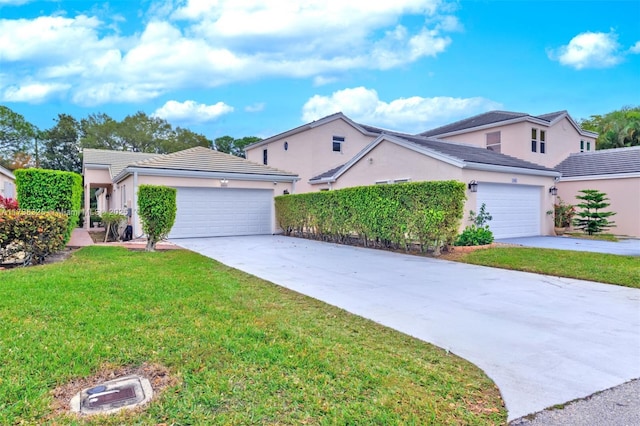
[476,183,541,239]
[169,187,273,238]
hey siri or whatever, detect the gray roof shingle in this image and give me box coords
[310,164,345,181]
[556,146,640,177]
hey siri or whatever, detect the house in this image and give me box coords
[246,113,561,239]
[556,146,640,237]
[420,110,598,169]
[0,165,15,200]
[82,147,298,239]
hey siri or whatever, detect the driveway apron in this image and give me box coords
[174,235,640,421]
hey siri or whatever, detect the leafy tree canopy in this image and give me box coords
[213,135,261,158]
[0,106,37,169]
[580,106,640,149]
[40,114,82,173]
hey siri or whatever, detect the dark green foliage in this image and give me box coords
[580,106,640,149]
[100,211,127,242]
[0,105,37,169]
[40,114,82,173]
[0,210,68,265]
[572,189,616,235]
[454,204,494,246]
[214,135,261,158]
[14,168,82,243]
[137,185,177,251]
[275,181,466,254]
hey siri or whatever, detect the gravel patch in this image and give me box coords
[510,379,640,426]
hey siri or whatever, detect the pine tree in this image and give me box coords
[572,189,616,235]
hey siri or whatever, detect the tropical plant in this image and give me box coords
[454,204,494,246]
[137,185,177,251]
[572,189,616,235]
[0,195,19,210]
[100,211,127,242]
[547,197,575,228]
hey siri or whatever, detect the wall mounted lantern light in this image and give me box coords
[220,178,228,187]
[468,180,478,192]
[549,186,558,196]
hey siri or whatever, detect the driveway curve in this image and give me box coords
[174,235,640,421]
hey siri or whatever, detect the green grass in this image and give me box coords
[455,247,640,288]
[565,232,619,242]
[0,246,505,425]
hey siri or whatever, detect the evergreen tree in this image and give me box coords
[40,114,82,173]
[572,189,616,235]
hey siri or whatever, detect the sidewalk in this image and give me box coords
[67,228,94,248]
[67,227,179,250]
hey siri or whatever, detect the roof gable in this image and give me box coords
[82,149,161,178]
[0,165,15,180]
[556,146,640,177]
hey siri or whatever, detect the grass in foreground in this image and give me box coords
[0,246,505,425]
[565,232,619,242]
[453,247,639,288]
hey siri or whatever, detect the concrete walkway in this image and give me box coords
[67,228,94,248]
[174,235,640,422]
[497,236,640,256]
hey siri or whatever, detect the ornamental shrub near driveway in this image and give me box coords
[137,185,177,251]
[0,210,68,265]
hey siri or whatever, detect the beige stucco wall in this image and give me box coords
[438,118,596,169]
[112,173,294,238]
[557,177,640,237]
[246,118,376,193]
[334,141,556,235]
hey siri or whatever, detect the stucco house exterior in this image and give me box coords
[246,113,561,239]
[420,110,598,169]
[556,146,640,237]
[0,165,15,200]
[82,146,298,239]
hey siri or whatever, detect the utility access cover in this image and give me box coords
[70,375,153,415]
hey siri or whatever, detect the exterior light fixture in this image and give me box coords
[549,186,558,195]
[468,180,478,192]
[220,178,228,187]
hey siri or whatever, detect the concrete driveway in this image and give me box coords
[174,235,640,421]
[497,236,640,256]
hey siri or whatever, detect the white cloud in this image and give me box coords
[245,102,265,113]
[0,1,459,105]
[630,41,640,54]
[0,0,32,5]
[302,87,501,132]
[152,100,234,123]
[549,31,623,69]
[2,82,70,103]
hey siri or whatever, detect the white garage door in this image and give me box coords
[476,183,541,239]
[169,187,273,238]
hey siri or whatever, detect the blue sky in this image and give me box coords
[1,0,639,141]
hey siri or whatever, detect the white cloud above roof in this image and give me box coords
[548,31,624,69]
[0,0,458,105]
[301,87,501,132]
[152,100,234,124]
[629,41,640,54]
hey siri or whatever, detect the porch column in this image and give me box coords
[84,182,91,230]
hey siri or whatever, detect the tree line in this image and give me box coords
[0,106,260,174]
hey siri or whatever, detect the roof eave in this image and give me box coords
[464,162,560,177]
[114,166,299,184]
[559,172,640,181]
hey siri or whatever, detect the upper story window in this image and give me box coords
[284,141,288,151]
[531,128,546,154]
[586,141,591,151]
[580,140,592,152]
[486,131,501,152]
[263,148,268,165]
[333,136,344,152]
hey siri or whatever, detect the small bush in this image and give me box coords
[454,204,494,246]
[0,195,19,210]
[137,185,177,251]
[100,211,127,242]
[573,189,616,235]
[0,210,68,265]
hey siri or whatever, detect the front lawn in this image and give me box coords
[0,246,505,425]
[452,247,639,288]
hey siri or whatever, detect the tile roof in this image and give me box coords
[419,110,571,137]
[83,149,161,178]
[131,146,297,177]
[555,146,640,177]
[310,164,345,181]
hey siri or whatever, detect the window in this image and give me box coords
[262,149,268,165]
[486,131,501,152]
[284,141,288,151]
[586,141,591,151]
[332,136,344,152]
[580,140,585,152]
[540,130,546,154]
[531,128,545,154]
[531,140,537,152]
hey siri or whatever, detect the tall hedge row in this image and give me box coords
[275,181,466,253]
[14,168,82,243]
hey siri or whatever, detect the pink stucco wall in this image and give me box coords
[437,117,596,169]
[246,118,376,193]
[557,177,640,237]
[0,173,15,199]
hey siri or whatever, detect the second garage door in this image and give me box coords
[476,183,541,239]
[169,187,273,238]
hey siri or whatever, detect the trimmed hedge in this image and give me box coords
[275,181,466,254]
[138,185,177,251]
[14,168,82,243]
[0,210,68,265]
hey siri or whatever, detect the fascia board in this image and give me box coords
[464,162,561,177]
[559,172,640,182]
[114,167,299,184]
[0,166,15,179]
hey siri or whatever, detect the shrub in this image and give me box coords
[14,168,82,243]
[100,212,127,242]
[572,189,616,235]
[0,195,19,210]
[454,204,494,246]
[547,197,575,228]
[137,185,177,251]
[275,181,466,254]
[0,210,68,265]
